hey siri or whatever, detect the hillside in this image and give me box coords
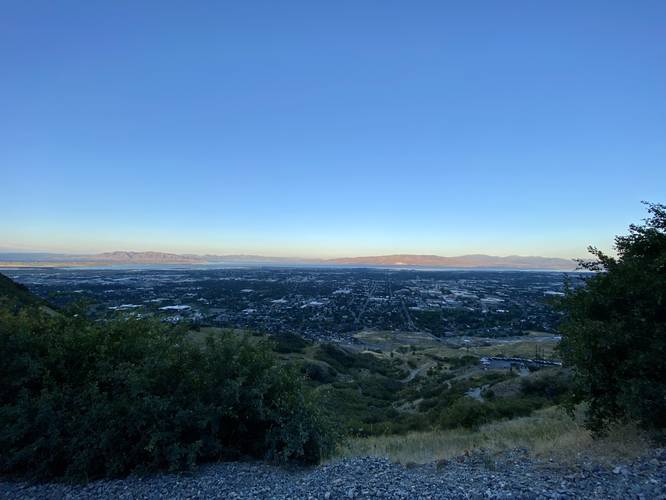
[328,254,576,270]
[0,272,49,308]
[2,320,661,497]
[91,251,203,264]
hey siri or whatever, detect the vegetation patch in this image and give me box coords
[335,406,650,465]
[0,307,334,481]
[558,202,666,435]
[271,332,311,354]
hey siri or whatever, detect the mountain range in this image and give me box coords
[0,251,577,270]
[326,254,576,270]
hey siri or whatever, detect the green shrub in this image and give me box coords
[314,343,357,372]
[319,385,393,436]
[357,375,402,400]
[439,396,545,430]
[0,273,49,310]
[558,202,666,434]
[490,397,543,420]
[314,343,405,378]
[0,307,335,481]
[445,355,479,369]
[482,388,496,400]
[520,372,571,402]
[300,361,336,384]
[439,399,492,429]
[271,332,310,354]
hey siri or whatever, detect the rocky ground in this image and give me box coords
[1,448,665,499]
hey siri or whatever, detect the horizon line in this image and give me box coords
[0,249,581,260]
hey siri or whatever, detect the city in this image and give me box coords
[6,267,572,342]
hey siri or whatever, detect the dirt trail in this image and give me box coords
[401,361,436,383]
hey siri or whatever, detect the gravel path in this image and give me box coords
[2,449,665,499]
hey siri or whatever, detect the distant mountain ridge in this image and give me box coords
[93,251,202,264]
[327,254,575,270]
[0,251,576,270]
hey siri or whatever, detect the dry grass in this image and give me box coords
[353,330,444,351]
[334,406,650,465]
[354,329,561,361]
[470,339,559,359]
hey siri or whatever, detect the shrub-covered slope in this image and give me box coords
[0,278,334,481]
[0,272,49,309]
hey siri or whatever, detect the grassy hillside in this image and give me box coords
[334,405,649,465]
[190,326,569,438]
[188,326,644,466]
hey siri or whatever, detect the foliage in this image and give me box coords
[271,332,310,354]
[558,202,666,434]
[0,307,335,481]
[300,361,336,384]
[438,397,544,430]
[445,355,480,369]
[314,343,405,378]
[520,371,571,402]
[320,377,402,436]
[0,272,49,310]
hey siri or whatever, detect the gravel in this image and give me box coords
[2,448,665,499]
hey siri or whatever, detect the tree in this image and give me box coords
[558,202,666,434]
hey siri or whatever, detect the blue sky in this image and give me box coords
[2,1,664,258]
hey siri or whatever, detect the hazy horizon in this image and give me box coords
[0,247,580,260]
[3,2,664,258]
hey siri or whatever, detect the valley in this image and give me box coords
[5,267,571,341]
[6,267,570,438]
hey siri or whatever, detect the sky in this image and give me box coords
[1,1,665,258]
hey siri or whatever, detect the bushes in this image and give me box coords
[271,332,310,354]
[0,307,335,481]
[0,273,48,310]
[314,343,405,378]
[558,202,666,434]
[438,397,543,430]
[319,384,398,436]
[444,355,479,369]
[300,361,336,384]
[520,372,571,402]
[313,343,358,372]
[439,399,492,429]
